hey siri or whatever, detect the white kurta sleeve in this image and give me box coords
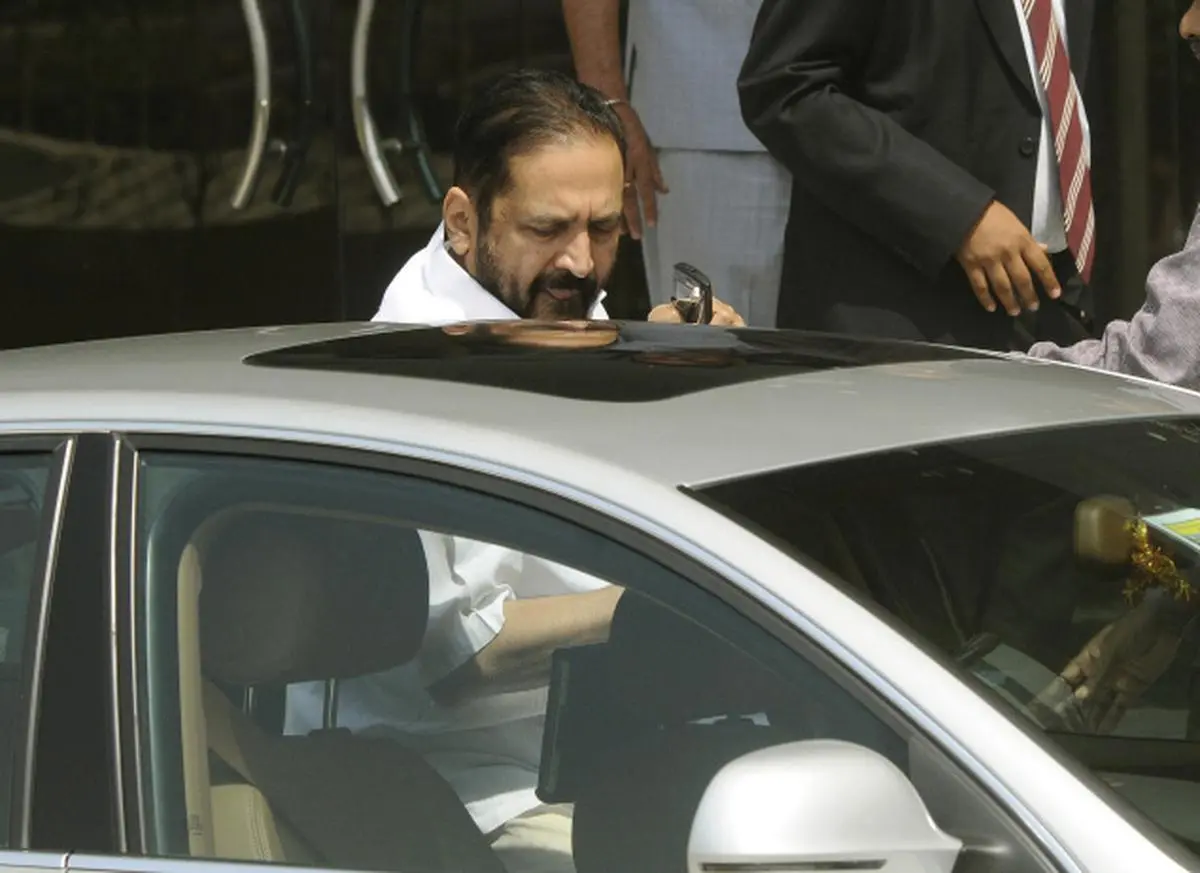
[413,532,516,687]
[411,533,612,689]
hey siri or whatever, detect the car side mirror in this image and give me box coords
[687,739,963,873]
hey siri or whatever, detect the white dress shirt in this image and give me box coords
[372,223,609,324]
[1010,0,1091,255]
[286,224,612,834]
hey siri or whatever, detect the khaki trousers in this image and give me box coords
[488,804,575,873]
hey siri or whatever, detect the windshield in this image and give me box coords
[692,417,1200,857]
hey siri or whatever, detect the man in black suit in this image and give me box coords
[738,0,1096,350]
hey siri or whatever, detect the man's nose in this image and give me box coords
[556,231,594,278]
[1181,2,1200,40]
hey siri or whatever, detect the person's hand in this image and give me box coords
[1032,598,1184,734]
[707,298,745,326]
[647,297,746,326]
[956,201,1062,317]
[613,104,668,240]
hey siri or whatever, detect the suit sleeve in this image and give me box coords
[737,0,996,278]
[1027,211,1200,391]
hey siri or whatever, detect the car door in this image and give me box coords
[29,430,1093,873]
[691,418,1200,871]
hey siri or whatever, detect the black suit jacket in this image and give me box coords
[738,0,1095,349]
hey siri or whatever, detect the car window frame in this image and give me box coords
[0,848,64,872]
[0,435,72,849]
[24,433,125,857]
[116,431,1073,873]
[8,435,74,850]
[0,433,121,856]
[62,852,354,873]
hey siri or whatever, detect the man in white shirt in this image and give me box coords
[290,68,742,873]
[373,69,743,331]
[562,0,792,328]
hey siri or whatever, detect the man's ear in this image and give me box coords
[442,187,476,258]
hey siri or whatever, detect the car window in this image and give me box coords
[0,452,57,846]
[693,417,1200,859]
[133,448,1054,873]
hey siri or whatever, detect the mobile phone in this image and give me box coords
[671,262,714,325]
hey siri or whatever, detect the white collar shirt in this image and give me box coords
[286,223,612,835]
[372,223,609,325]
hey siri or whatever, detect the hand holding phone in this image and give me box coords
[671,262,714,325]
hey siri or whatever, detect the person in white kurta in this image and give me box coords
[289,66,746,873]
[562,0,791,327]
[285,224,614,872]
[287,185,745,873]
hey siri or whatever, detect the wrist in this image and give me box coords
[575,74,627,102]
[604,96,636,115]
[606,100,642,131]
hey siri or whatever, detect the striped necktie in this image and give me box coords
[1021,0,1095,284]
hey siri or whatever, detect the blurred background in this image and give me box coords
[0,0,1195,350]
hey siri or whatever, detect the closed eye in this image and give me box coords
[524,221,568,241]
[590,218,621,238]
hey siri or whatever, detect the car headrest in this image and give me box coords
[197,508,428,686]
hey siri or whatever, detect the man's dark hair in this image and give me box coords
[452,68,627,228]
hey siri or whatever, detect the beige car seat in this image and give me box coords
[178,506,506,873]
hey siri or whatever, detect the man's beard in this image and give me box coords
[474,238,603,320]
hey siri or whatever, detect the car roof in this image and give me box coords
[1,321,1198,488]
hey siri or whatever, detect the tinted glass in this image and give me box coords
[692,418,1200,857]
[244,322,981,402]
[135,448,1049,873]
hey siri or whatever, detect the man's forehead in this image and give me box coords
[499,139,624,218]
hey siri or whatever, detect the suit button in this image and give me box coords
[1019,136,1037,157]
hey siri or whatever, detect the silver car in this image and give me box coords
[0,319,1197,873]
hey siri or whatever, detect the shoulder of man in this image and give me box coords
[372,285,465,326]
[372,262,469,326]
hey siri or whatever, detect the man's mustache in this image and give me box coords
[532,271,599,297]
[1190,37,1200,61]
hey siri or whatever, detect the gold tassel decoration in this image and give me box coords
[1123,519,1193,604]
